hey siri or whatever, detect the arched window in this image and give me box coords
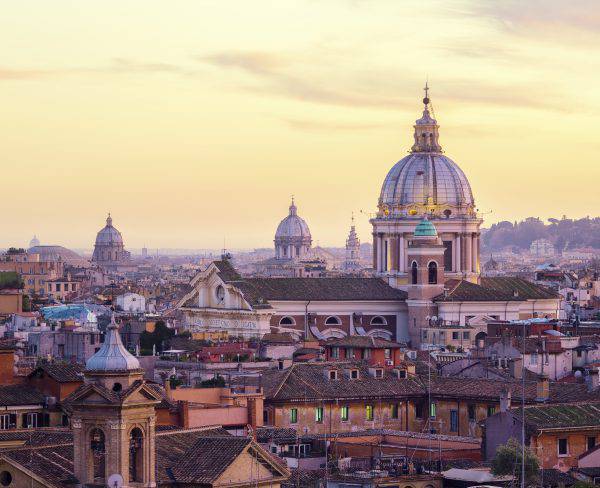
[129,428,144,482]
[279,316,295,326]
[428,261,438,284]
[411,261,418,285]
[325,316,342,326]
[90,428,106,483]
[370,316,387,326]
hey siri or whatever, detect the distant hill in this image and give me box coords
[482,217,600,252]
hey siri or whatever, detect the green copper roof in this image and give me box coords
[414,217,438,237]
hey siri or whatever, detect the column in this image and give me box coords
[376,235,383,272]
[465,235,473,273]
[390,236,398,271]
[472,233,479,273]
[399,235,405,273]
[372,234,378,270]
[455,235,461,273]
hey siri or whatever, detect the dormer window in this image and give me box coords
[398,369,407,379]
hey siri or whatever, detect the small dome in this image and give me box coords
[95,214,123,246]
[86,314,140,372]
[275,199,311,239]
[414,217,438,237]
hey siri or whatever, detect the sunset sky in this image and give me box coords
[3,0,600,251]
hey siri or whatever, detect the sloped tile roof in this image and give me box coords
[436,277,559,302]
[29,363,85,383]
[513,402,600,430]
[0,385,45,406]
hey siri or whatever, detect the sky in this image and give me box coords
[2,0,600,251]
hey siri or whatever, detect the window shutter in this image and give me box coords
[9,414,16,428]
[22,413,28,428]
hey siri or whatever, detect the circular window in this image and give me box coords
[215,285,225,302]
[112,382,122,392]
[0,471,12,486]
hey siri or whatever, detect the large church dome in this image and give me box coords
[377,91,475,219]
[95,214,123,246]
[275,199,311,239]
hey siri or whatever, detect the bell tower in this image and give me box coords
[70,314,161,487]
[406,217,445,347]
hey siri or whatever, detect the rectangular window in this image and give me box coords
[588,436,596,451]
[346,348,354,358]
[384,348,391,359]
[415,403,424,419]
[25,413,38,428]
[398,369,407,378]
[463,331,470,340]
[450,410,458,432]
[365,404,374,421]
[341,406,349,422]
[391,403,399,419]
[315,407,324,423]
[577,350,583,358]
[452,332,459,340]
[422,330,428,341]
[430,403,436,419]
[290,408,298,424]
[487,406,496,417]
[468,405,476,421]
[530,353,538,365]
[558,438,568,456]
[331,347,339,359]
[350,369,359,379]
[0,414,9,430]
[364,348,371,359]
[56,283,61,292]
[374,369,383,378]
[329,370,338,380]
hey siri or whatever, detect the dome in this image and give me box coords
[29,235,40,248]
[28,245,86,265]
[414,217,438,237]
[86,314,140,372]
[275,199,311,239]
[378,90,475,217]
[380,153,474,209]
[95,214,123,246]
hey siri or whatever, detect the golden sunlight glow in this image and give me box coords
[2,0,599,249]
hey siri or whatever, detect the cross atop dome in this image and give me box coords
[289,195,297,216]
[106,212,112,227]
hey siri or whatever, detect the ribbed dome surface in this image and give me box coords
[86,314,140,372]
[275,202,311,239]
[95,214,123,246]
[379,153,474,208]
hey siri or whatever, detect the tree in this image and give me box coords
[139,320,174,354]
[491,438,539,487]
[199,375,225,388]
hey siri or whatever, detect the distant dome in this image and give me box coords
[86,314,140,372]
[29,235,40,248]
[28,245,86,266]
[95,214,124,246]
[275,200,311,239]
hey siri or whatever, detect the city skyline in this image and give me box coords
[3,0,600,249]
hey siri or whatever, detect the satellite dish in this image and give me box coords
[107,474,124,488]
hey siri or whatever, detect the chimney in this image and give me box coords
[500,388,512,413]
[536,373,550,402]
[509,357,523,380]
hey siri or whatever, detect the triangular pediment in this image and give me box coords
[66,384,117,405]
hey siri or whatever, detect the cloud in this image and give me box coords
[0,68,49,80]
[283,118,389,132]
[471,0,600,41]
[200,49,572,113]
[105,58,188,74]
